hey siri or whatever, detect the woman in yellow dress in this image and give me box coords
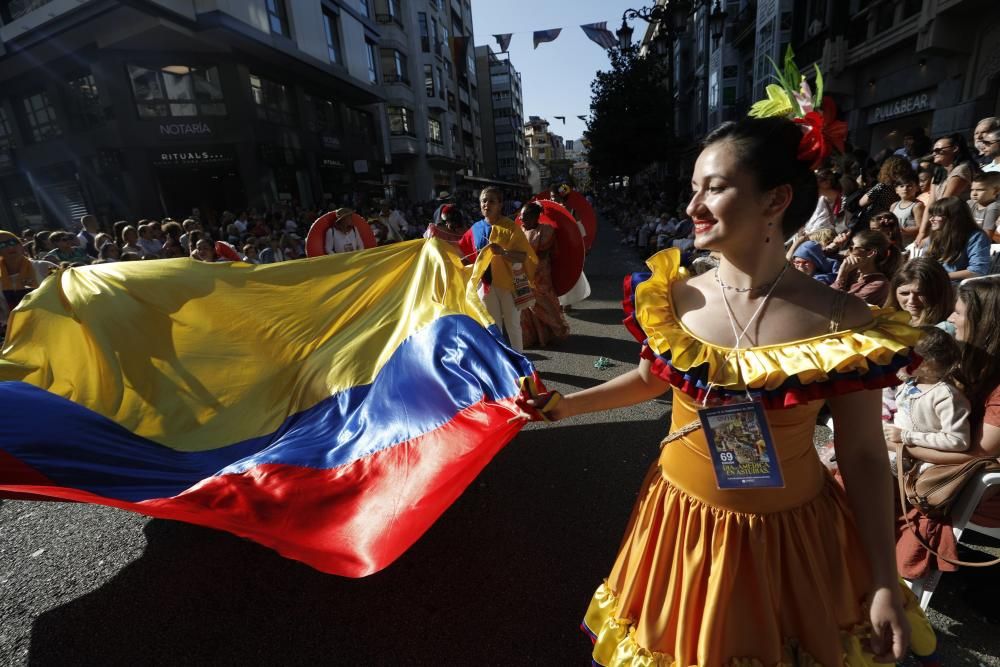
[518,115,934,665]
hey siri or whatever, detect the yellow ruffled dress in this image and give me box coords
[583,249,935,666]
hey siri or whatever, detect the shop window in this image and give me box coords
[365,40,378,83]
[21,91,61,143]
[418,12,430,52]
[428,117,442,144]
[128,65,226,118]
[387,106,415,137]
[66,73,104,130]
[380,48,409,84]
[349,108,376,145]
[424,64,435,97]
[306,95,342,136]
[266,0,291,37]
[249,74,297,126]
[323,10,342,64]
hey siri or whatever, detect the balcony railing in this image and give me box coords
[382,73,410,85]
[375,12,403,27]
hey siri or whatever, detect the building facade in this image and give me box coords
[640,0,1000,182]
[474,45,528,186]
[0,0,489,232]
[379,0,484,202]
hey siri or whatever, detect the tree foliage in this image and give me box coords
[585,44,672,183]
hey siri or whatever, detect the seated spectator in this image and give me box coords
[242,243,260,264]
[160,239,185,259]
[968,172,1000,242]
[832,230,900,305]
[869,211,905,249]
[259,235,285,264]
[192,238,218,262]
[790,240,838,284]
[890,174,924,246]
[925,196,992,282]
[162,220,183,246]
[1,231,57,316]
[885,257,954,328]
[32,231,53,258]
[178,218,201,252]
[98,243,120,262]
[282,233,304,260]
[120,226,143,256]
[76,214,100,257]
[137,224,163,257]
[43,232,90,265]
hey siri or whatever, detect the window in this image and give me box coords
[307,95,342,135]
[418,12,430,52]
[0,106,13,151]
[128,65,226,118]
[387,106,415,136]
[437,67,445,99]
[428,117,442,143]
[380,48,409,84]
[424,64,435,97]
[375,0,402,25]
[266,0,290,37]
[348,107,376,144]
[323,10,342,64]
[431,18,440,56]
[359,0,371,18]
[365,40,378,83]
[66,73,104,129]
[249,74,296,126]
[21,92,61,143]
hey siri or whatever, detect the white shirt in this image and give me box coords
[326,227,362,254]
[983,161,1000,173]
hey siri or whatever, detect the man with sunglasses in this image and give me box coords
[980,129,1000,173]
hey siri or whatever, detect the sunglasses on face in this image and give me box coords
[932,146,954,154]
[874,216,897,226]
[849,246,875,254]
[982,139,1000,147]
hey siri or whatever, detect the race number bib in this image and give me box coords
[698,401,784,490]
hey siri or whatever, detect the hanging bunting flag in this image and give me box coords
[580,22,619,50]
[533,28,562,49]
[494,33,513,53]
[554,116,566,124]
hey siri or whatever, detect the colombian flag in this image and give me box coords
[0,239,532,577]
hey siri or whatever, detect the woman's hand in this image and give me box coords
[510,393,567,423]
[867,587,910,663]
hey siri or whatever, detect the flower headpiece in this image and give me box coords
[748,46,848,170]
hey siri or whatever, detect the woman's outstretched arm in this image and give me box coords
[533,357,672,422]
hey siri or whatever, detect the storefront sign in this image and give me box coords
[152,147,234,168]
[320,157,345,169]
[159,121,213,137]
[868,92,934,124]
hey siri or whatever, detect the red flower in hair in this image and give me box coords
[793,97,848,169]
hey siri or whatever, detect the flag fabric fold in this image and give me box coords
[532,28,562,49]
[0,240,533,577]
[580,22,619,49]
[493,33,512,53]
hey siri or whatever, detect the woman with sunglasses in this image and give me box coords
[832,230,901,306]
[915,134,979,246]
[925,196,992,282]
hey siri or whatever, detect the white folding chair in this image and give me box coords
[905,469,1000,610]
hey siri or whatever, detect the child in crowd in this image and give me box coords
[967,172,1000,242]
[884,326,971,477]
[891,174,924,246]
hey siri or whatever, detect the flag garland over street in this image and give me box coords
[491,21,622,52]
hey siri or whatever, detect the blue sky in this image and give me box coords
[471,0,643,143]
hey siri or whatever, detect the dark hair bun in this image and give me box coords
[704,117,819,240]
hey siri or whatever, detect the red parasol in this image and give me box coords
[517,200,584,297]
[306,212,377,257]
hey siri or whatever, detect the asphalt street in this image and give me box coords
[2,219,998,666]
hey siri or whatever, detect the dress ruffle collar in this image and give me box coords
[622,249,921,409]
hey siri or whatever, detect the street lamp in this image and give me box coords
[708,0,728,47]
[617,1,693,49]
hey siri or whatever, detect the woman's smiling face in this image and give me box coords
[686,142,773,251]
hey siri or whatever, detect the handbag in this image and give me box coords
[895,441,1000,567]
